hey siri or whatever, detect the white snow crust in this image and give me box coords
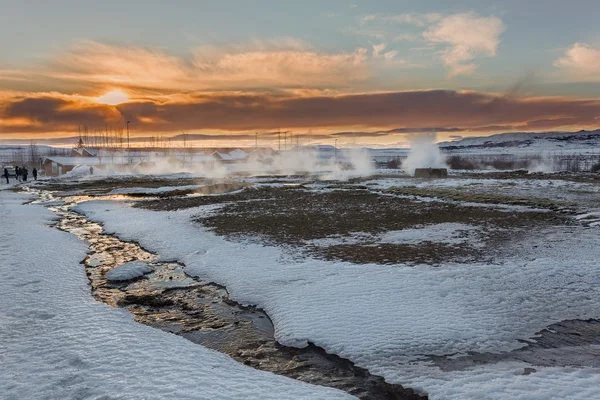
[0,190,352,399]
[308,223,480,247]
[74,197,600,399]
[378,223,479,245]
[105,261,153,281]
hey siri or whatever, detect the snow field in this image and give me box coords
[75,198,600,399]
[0,191,353,400]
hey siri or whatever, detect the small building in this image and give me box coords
[43,156,102,176]
[414,168,448,178]
[211,149,249,163]
[246,148,276,164]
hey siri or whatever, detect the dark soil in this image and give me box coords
[385,186,577,211]
[315,242,476,265]
[137,186,563,265]
[41,176,202,195]
[118,182,248,198]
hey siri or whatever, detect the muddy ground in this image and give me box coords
[137,185,565,265]
[40,176,201,193]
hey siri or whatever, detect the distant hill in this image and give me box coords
[439,130,600,154]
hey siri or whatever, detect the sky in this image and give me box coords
[1,0,600,147]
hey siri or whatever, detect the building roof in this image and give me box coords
[212,149,248,161]
[228,149,249,160]
[71,148,97,157]
[43,157,105,166]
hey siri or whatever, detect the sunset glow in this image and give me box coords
[1,2,600,146]
[3,4,600,400]
[96,91,129,105]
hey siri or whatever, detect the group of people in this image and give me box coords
[2,166,38,184]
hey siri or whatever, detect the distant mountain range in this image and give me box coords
[2,130,599,155]
[438,130,600,154]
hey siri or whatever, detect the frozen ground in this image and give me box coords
[575,210,600,227]
[307,223,481,248]
[363,174,600,211]
[364,175,600,194]
[0,189,352,399]
[72,173,600,399]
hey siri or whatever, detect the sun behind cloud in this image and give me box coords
[96,90,129,105]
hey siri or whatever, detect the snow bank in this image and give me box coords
[0,191,352,400]
[74,199,600,399]
[408,362,600,400]
[106,261,153,281]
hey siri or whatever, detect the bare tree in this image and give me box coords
[12,148,25,167]
[116,128,125,148]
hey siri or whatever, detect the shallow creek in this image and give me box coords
[32,189,425,400]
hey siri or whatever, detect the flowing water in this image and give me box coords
[31,189,424,400]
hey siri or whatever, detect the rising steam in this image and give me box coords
[402,133,448,175]
[64,147,375,181]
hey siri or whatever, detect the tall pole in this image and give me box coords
[126,120,130,149]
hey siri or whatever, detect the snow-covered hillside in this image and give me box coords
[439,130,600,154]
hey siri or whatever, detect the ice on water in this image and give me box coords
[105,261,153,281]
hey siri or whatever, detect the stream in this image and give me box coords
[31,189,425,400]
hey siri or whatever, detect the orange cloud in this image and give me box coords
[2,90,600,137]
[13,41,370,93]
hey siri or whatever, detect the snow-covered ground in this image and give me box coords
[363,175,600,209]
[438,130,600,155]
[364,176,600,192]
[73,190,600,400]
[0,189,352,399]
[307,223,481,248]
[575,210,600,227]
